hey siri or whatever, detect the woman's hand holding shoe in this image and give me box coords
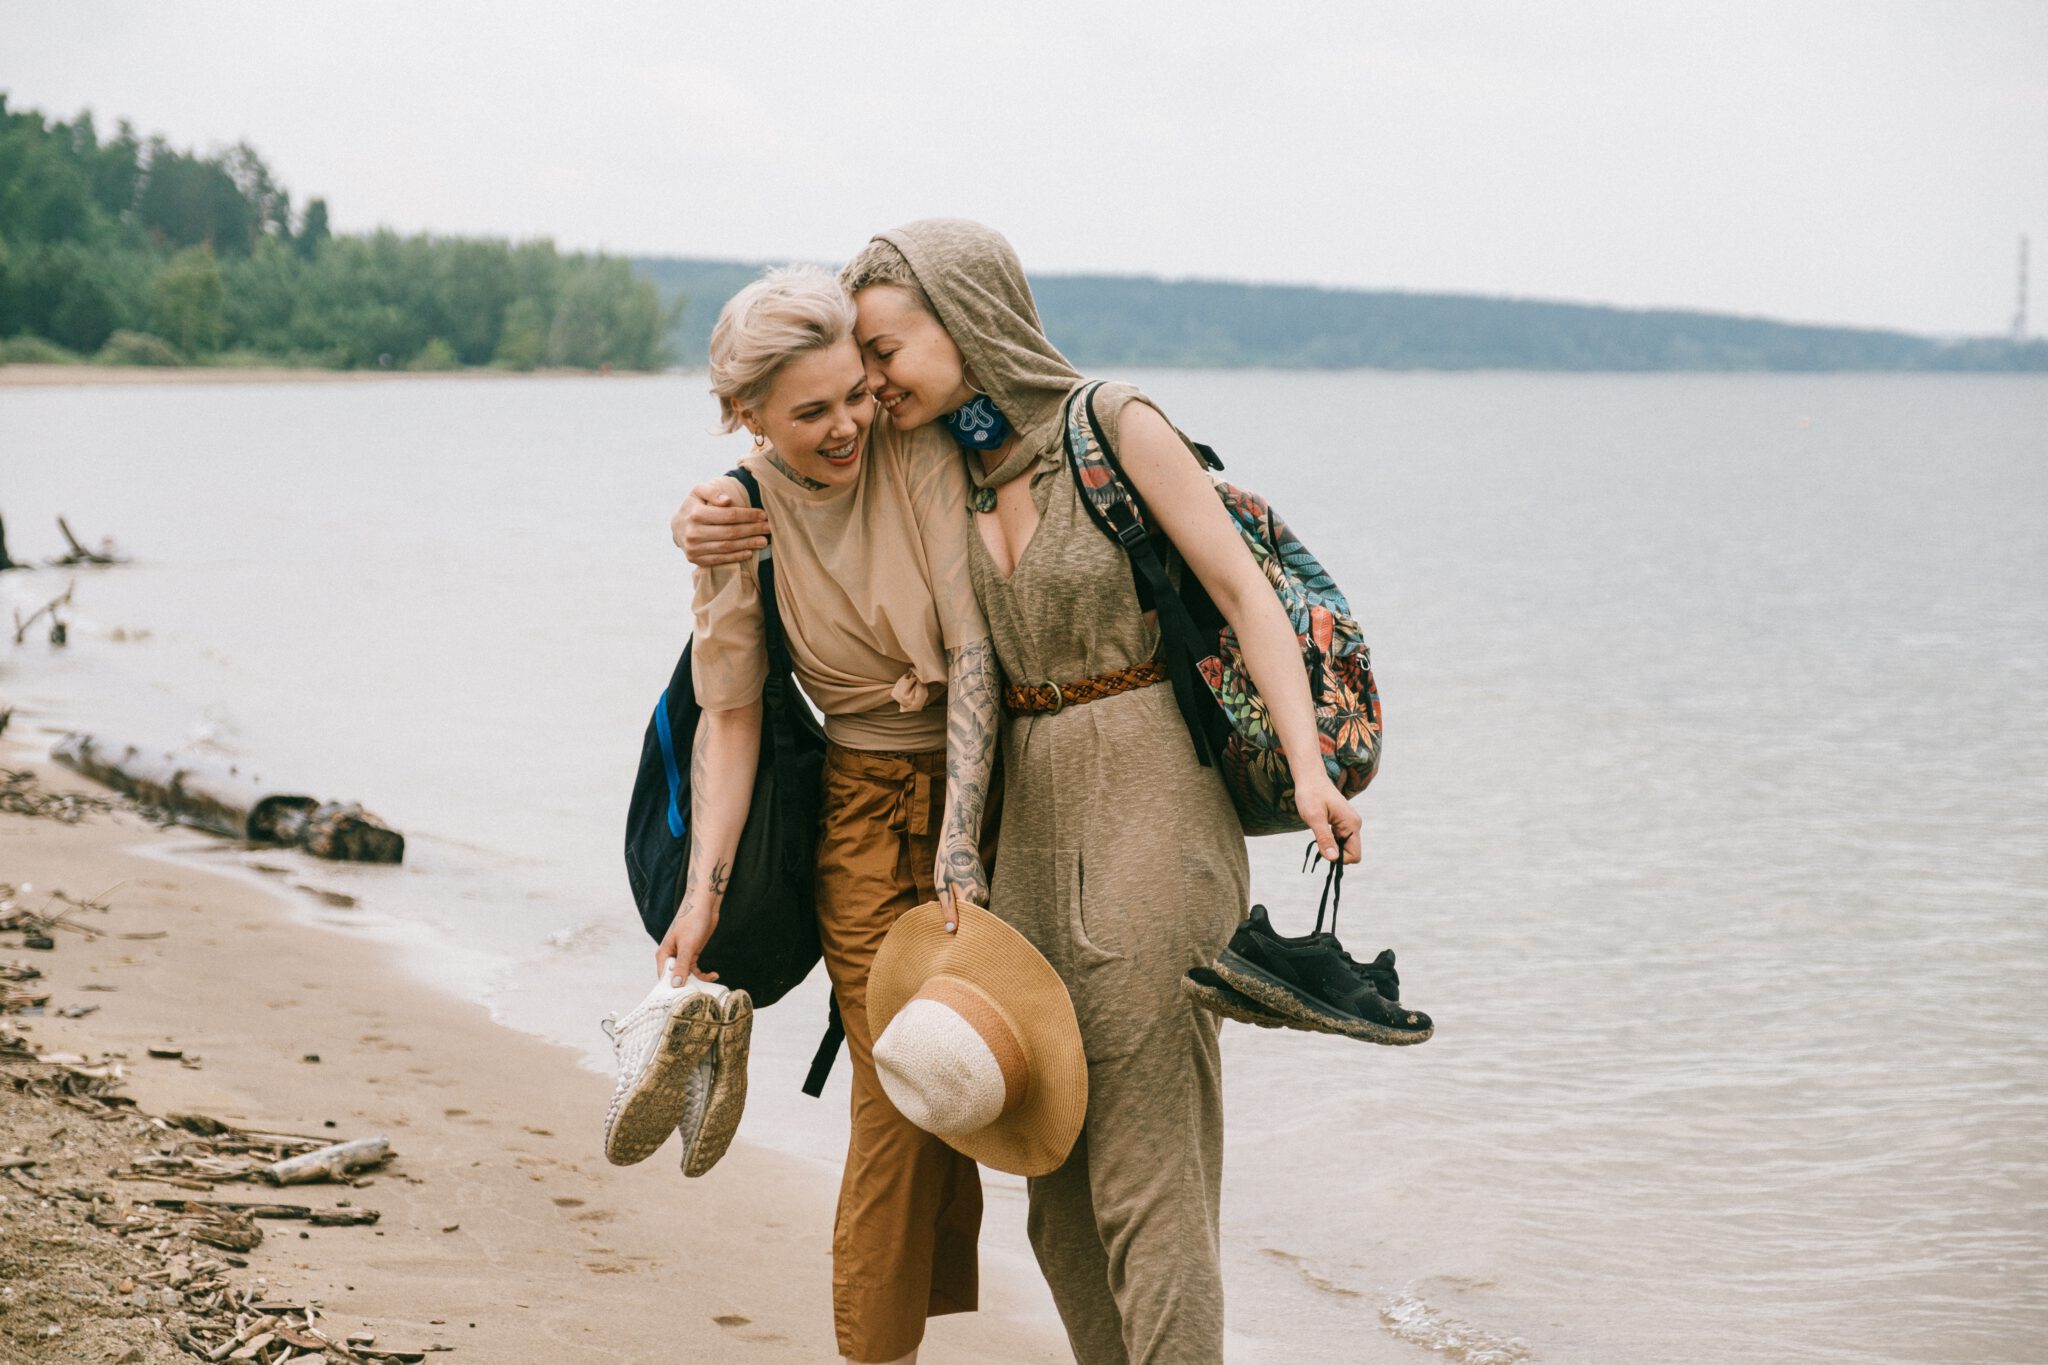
[1293,774,1362,865]
[655,905,720,986]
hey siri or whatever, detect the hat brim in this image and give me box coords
[868,902,1086,1178]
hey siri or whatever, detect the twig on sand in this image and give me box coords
[52,514,126,567]
[11,578,76,645]
[52,882,125,915]
[0,766,122,823]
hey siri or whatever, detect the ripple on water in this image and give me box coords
[1380,1282,1534,1364]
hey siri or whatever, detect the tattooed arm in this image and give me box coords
[654,702,761,984]
[934,637,999,931]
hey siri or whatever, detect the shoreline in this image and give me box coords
[0,732,1066,1361]
[0,364,671,389]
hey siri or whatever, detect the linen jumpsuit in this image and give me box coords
[965,388,1250,1365]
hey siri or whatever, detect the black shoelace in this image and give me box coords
[1301,840,1345,938]
[1301,841,1393,991]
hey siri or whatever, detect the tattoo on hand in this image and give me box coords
[941,843,990,905]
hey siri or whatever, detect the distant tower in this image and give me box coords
[2013,235,2030,341]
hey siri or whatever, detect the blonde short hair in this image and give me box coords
[838,239,937,317]
[707,265,857,433]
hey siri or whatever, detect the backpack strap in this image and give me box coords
[1062,383,1225,767]
[726,466,792,673]
[801,994,844,1098]
[727,465,803,802]
[730,466,846,1097]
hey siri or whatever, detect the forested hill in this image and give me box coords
[0,96,673,371]
[636,256,2047,373]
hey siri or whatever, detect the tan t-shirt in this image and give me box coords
[690,422,988,752]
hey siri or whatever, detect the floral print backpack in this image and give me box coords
[1063,381,1382,836]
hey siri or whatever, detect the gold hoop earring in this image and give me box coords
[751,431,767,450]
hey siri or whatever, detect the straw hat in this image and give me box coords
[868,902,1087,1177]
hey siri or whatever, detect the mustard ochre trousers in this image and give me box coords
[815,744,990,1363]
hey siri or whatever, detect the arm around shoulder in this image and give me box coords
[675,472,770,565]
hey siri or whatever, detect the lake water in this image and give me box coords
[4,370,2045,1362]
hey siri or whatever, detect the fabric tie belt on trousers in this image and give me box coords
[827,744,945,838]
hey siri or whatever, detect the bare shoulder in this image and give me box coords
[1084,380,1148,444]
[1112,399,1204,484]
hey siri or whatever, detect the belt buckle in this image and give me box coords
[1040,679,1065,715]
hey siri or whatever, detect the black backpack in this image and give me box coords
[623,468,845,1092]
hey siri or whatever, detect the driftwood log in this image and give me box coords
[259,1136,392,1186]
[51,733,406,863]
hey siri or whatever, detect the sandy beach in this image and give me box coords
[0,733,1066,1362]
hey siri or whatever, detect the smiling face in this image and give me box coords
[736,338,874,487]
[853,285,977,432]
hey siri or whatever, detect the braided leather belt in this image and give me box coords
[1002,658,1169,715]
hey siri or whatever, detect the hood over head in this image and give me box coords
[874,219,1081,479]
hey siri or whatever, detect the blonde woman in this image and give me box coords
[663,266,1000,1365]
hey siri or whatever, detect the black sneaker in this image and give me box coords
[1214,904,1432,1045]
[1346,945,1402,1004]
[1181,965,1292,1029]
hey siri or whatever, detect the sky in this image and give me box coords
[2,0,2043,336]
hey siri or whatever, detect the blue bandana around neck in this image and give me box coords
[943,394,1011,453]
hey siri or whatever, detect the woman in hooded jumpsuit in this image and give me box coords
[681,223,1361,1365]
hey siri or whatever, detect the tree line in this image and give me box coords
[0,95,674,371]
[636,257,2048,372]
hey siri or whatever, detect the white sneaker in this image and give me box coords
[678,989,753,1178]
[601,977,724,1166]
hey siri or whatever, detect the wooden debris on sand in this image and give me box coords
[3,955,51,1013]
[53,733,407,863]
[1,765,122,823]
[180,1299,451,1364]
[9,577,75,645]
[0,1021,136,1111]
[121,1116,394,1190]
[1,883,117,964]
[0,511,127,572]
[261,1137,394,1187]
[3,1020,444,1362]
[52,514,128,567]
[267,801,410,862]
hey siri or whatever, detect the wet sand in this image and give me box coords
[0,738,1065,1361]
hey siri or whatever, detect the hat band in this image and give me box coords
[920,974,1029,1117]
